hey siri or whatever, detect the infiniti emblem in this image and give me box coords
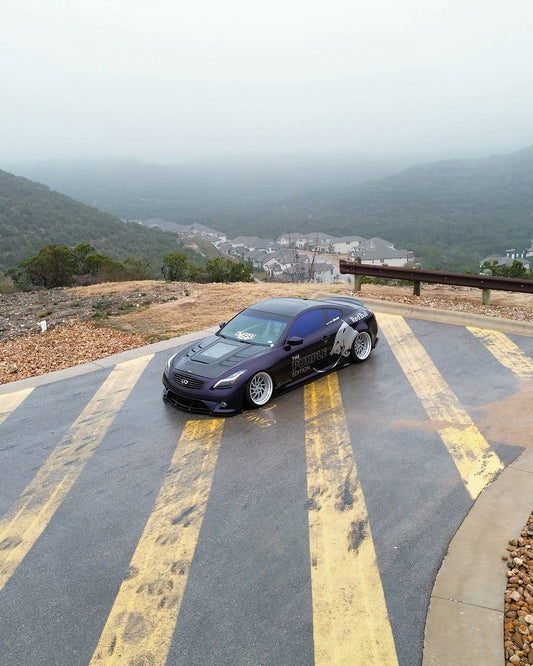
[181,378,189,385]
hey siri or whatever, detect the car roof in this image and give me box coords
[247,297,328,317]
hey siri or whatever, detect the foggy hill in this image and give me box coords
[292,145,533,270]
[1,153,402,221]
[0,169,182,274]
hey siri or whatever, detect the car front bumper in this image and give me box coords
[162,373,243,416]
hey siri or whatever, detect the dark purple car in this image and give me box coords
[162,296,378,415]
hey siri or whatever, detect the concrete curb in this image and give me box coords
[423,450,533,664]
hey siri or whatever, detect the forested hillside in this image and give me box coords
[297,146,533,270]
[0,170,185,274]
[2,147,533,273]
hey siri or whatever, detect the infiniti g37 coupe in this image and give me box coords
[162,295,378,415]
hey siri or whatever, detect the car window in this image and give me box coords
[289,309,326,338]
[324,308,342,325]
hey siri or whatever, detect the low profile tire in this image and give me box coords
[350,330,372,363]
[246,371,274,407]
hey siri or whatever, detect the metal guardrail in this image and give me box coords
[339,259,533,305]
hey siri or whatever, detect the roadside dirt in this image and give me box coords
[1,279,533,385]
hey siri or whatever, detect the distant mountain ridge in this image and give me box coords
[2,153,400,221]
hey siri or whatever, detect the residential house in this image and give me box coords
[481,254,531,271]
[350,238,411,266]
[306,232,335,253]
[277,233,308,249]
[263,253,292,279]
[330,235,366,254]
[229,237,277,253]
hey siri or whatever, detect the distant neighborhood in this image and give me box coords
[481,245,532,271]
[140,218,533,281]
[140,219,415,283]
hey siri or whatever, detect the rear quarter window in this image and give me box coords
[289,309,326,338]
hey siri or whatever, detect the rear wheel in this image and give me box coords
[351,330,372,362]
[246,371,274,407]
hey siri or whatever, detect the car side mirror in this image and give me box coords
[284,335,303,350]
[219,321,226,329]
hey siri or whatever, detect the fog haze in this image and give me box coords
[2,0,533,163]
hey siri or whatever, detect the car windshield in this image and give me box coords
[219,311,289,346]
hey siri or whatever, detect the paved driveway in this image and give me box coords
[1,309,532,665]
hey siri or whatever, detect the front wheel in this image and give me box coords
[246,371,274,407]
[350,330,372,363]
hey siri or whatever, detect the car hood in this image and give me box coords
[173,334,270,379]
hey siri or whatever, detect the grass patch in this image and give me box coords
[0,276,18,294]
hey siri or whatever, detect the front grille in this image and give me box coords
[171,371,205,390]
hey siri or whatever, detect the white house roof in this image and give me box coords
[352,238,409,261]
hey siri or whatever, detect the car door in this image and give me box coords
[284,307,339,382]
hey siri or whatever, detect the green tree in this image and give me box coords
[72,243,99,275]
[228,260,254,282]
[161,253,191,281]
[203,257,253,283]
[22,244,76,288]
[95,256,128,282]
[7,242,154,288]
[121,257,151,280]
[480,259,531,279]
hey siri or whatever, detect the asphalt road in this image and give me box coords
[1,312,532,665]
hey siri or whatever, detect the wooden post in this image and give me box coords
[413,281,421,296]
[482,288,491,305]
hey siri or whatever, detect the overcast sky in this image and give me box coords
[2,0,532,164]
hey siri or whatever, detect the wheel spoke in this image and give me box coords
[248,372,273,406]
[352,331,372,361]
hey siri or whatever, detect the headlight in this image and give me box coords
[213,370,246,390]
[165,353,177,374]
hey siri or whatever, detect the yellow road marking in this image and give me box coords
[467,327,533,380]
[90,419,224,665]
[379,314,502,499]
[0,355,152,591]
[304,373,398,665]
[0,387,34,425]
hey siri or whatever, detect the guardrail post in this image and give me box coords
[413,281,421,296]
[482,288,491,306]
[354,275,362,292]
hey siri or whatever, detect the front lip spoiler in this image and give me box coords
[162,376,241,416]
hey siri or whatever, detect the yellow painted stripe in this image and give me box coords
[304,373,398,665]
[0,355,152,591]
[467,327,533,380]
[0,387,34,425]
[90,419,224,665]
[379,314,502,499]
